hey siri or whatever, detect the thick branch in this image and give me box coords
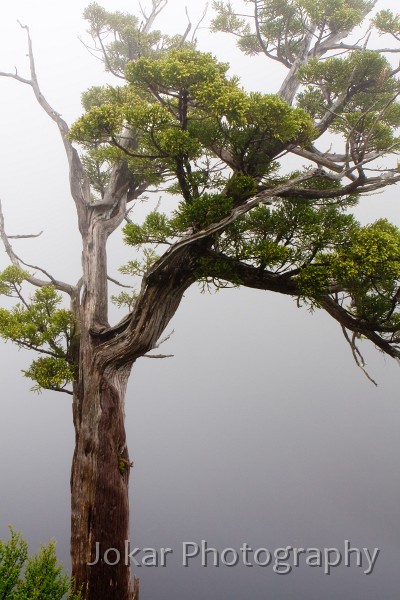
[278,26,369,104]
[276,172,400,200]
[203,250,400,360]
[145,171,319,276]
[278,28,315,104]
[320,296,400,359]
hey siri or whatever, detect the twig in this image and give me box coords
[143,353,174,359]
[341,325,378,386]
[107,275,134,289]
[191,3,209,43]
[8,232,43,239]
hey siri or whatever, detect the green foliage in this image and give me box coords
[299,0,374,30]
[0,266,30,297]
[298,50,400,150]
[70,48,314,185]
[214,93,314,177]
[118,248,159,277]
[225,173,257,203]
[111,290,138,311]
[126,47,231,93]
[0,527,80,600]
[0,284,76,393]
[373,9,400,38]
[298,51,391,95]
[123,212,172,246]
[67,2,400,353]
[331,220,400,324]
[197,255,242,289]
[0,528,27,598]
[23,357,76,394]
[212,0,374,61]
[296,218,400,324]
[170,194,234,231]
[83,2,164,74]
[220,196,357,271]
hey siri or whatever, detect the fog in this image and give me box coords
[0,1,399,599]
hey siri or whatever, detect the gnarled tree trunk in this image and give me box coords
[71,362,133,599]
[69,226,200,598]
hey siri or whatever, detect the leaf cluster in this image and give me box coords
[373,9,400,40]
[70,48,314,191]
[0,527,80,599]
[220,196,357,271]
[83,3,162,74]
[298,51,400,152]
[212,0,374,64]
[70,2,400,345]
[0,277,76,392]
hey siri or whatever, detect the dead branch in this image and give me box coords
[140,0,168,34]
[107,275,134,289]
[0,199,75,296]
[191,3,208,43]
[143,353,174,358]
[8,232,43,239]
[341,325,378,386]
[154,329,174,348]
[0,23,91,217]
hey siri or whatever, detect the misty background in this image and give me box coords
[0,1,399,599]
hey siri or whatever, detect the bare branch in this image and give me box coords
[107,275,134,289]
[278,171,400,199]
[0,23,91,216]
[191,3,209,43]
[43,386,74,396]
[143,353,174,358]
[341,325,378,386]
[176,7,192,47]
[94,32,126,80]
[278,29,315,103]
[154,329,174,348]
[0,68,31,85]
[0,199,75,296]
[314,42,400,54]
[140,0,168,34]
[289,146,357,179]
[320,295,400,359]
[8,231,43,239]
[142,329,175,358]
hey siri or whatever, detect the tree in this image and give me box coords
[1,0,400,597]
[0,527,80,599]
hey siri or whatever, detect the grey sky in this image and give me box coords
[0,1,400,599]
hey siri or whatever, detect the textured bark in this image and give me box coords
[69,234,199,599]
[71,367,132,599]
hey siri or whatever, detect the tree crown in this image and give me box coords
[1,0,400,390]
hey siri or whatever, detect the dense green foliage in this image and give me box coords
[69,19,400,337]
[212,0,376,59]
[0,528,80,599]
[0,273,76,393]
[2,0,400,390]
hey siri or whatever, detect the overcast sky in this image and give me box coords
[0,1,400,599]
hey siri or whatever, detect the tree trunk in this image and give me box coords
[69,230,200,598]
[71,363,133,600]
